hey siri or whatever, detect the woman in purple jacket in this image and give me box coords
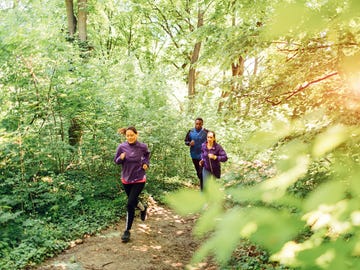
[114,126,150,243]
[199,131,228,190]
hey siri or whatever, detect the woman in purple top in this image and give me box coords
[114,126,150,243]
[199,131,228,190]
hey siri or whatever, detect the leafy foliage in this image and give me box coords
[167,117,360,269]
[1,0,360,269]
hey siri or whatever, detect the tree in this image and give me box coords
[65,0,87,43]
[167,1,360,269]
[65,0,77,39]
[131,0,216,98]
[77,0,87,42]
[187,7,204,97]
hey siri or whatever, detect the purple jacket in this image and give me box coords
[114,141,150,183]
[200,142,228,178]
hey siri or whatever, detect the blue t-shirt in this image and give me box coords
[185,128,207,159]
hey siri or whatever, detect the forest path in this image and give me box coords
[34,197,217,270]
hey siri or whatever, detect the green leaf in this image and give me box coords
[211,209,245,263]
[193,208,245,264]
[244,208,305,253]
[264,2,308,38]
[275,139,310,173]
[347,166,360,197]
[303,180,346,212]
[230,155,309,203]
[312,125,349,158]
[192,236,215,264]
[0,210,22,224]
[339,51,360,76]
[165,189,206,215]
[193,207,305,265]
[193,204,223,237]
[246,120,292,151]
[297,239,357,270]
[228,185,263,203]
[165,179,225,216]
[273,194,303,209]
[203,178,225,205]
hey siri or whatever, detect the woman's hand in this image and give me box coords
[199,160,204,167]
[208,153,217,160]
[120,152,126,160]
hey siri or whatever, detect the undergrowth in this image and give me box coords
[0,170,194,270]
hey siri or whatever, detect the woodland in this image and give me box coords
[1,0,360,269]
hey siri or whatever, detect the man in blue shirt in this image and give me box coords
[184,117,208,191]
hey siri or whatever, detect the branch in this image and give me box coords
[265,72,339,105]
[285,72,338,100]
[146,1,181,49]
[23,57,39,88]
[278,42,359,53]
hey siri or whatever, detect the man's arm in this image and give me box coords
[184,130,191,146]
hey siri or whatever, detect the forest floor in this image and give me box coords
[33,196,218,270]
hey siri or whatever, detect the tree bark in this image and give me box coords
[218,5,245,112]
[65,0,76,39]
[218,56,244,111]
[187,9,204,97]
[78,0,87,42]
[68,117,83,147]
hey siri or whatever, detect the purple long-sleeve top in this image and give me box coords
[200,142,228,178]
[114,141,150,184]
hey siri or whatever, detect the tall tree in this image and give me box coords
[64,0,87,43]
[77,0,87,42]
[65,0,77,39]
[130,0,214,98]
[188,7,204,97]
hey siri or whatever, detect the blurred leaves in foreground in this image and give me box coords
[167,117,360,269]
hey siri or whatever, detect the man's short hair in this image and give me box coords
[195,117,203,122]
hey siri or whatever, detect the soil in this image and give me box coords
[34,197,218,270]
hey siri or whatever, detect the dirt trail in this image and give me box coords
[34,197,217,270]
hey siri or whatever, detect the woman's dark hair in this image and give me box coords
[118,127,126,135]
[207,131,216,141]
[126,126,138,134]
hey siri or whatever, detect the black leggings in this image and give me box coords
[123,182,145,231]
[192,158,203,190]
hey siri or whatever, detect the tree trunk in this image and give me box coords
[187,9,204,97]
[65,0,76,39]
[188,43,201,97]
[78,0,87,42]
[68,117,83,148]
[253,56,258,75]
[218,5,245,112]
[218,56,245,111]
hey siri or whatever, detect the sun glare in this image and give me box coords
[348,75,360,95]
